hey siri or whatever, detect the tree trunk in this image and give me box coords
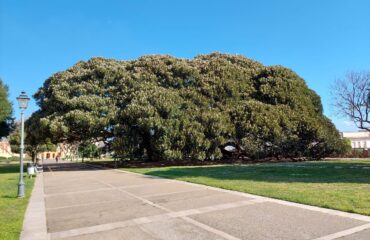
[143,136,154,162]
[31,151,36,164]
[144,146,154,162]
[147,147,154,162]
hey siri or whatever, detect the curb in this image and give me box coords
[20,173,48,240]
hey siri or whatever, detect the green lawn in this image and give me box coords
[124,159,370,216]
[0,164,34,240]
[0,156,20,164]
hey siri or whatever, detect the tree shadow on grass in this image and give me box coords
[0,164,21,174]
[1,195,16,199]
[142,161,370,184]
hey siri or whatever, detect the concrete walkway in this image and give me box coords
[21,161,370,240]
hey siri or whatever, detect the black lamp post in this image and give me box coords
[16,91,30,198]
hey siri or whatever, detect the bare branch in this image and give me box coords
[331,71,370,131]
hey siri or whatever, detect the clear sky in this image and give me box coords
[1,0,369,131]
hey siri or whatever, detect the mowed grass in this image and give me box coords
[124,159,370,216]
[0,164,34,240]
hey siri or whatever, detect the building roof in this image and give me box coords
[342,131,370,139]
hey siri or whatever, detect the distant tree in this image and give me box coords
[0,79,13,137]
[25,111,56,162]
[332,71,370,131]
[341,138,353,155]
[9,112,57,163]
[8,126,21,154]
[78,142,100,161]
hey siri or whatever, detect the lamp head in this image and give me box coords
[16,91,30,110]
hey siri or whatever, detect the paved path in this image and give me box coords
[21,161,370,240]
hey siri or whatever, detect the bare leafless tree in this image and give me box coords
[332,71,370,130]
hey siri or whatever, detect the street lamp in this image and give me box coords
[16,91,30,198]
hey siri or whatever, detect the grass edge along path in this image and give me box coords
[123,160,370,216]
[0,164,35,240]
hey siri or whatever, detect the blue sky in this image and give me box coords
[1,0,369,131]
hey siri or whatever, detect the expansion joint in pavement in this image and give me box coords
[49,198,264,239]
[89,178,249,240]
[312,223,370,240]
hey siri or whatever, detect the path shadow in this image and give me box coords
[43,162,106,172]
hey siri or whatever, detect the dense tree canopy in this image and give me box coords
[33,53,349,161]
[0,79,13,137]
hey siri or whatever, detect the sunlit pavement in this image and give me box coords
[21,161,370,240]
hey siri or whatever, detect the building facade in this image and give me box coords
[341,131,370,149]
[37,144,64,160]
[0,138,12,158]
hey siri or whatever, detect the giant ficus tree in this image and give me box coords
[34,53,350,161]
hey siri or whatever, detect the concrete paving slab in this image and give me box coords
[338,228,370,240]
[93,175,167,187]
[44,179,93,188]
[44,181,109,195]
[44,179,105,191]
[124,182,201,197]
[150,190,254,211]
[61,218,226,240]
[44,173,100,181]
[45,188,133,209]
[47,198,165,233]
[61,225,155,240]
[147,188,220,203]
[190,202,367,240]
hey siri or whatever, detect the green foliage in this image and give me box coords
[34,58,121,146]
[25,111,57,162]
[335,138,353,156]
[0,79,13,137]
[9,113,56,162]
[231,100,299,158]
[342,138,353,154]
[34,53,347,161]
[78,143,101,160]
[0,156,19,162]
[8,129,21,154]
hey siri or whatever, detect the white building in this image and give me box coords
[0,138,13,158]
[341,131,370,149]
